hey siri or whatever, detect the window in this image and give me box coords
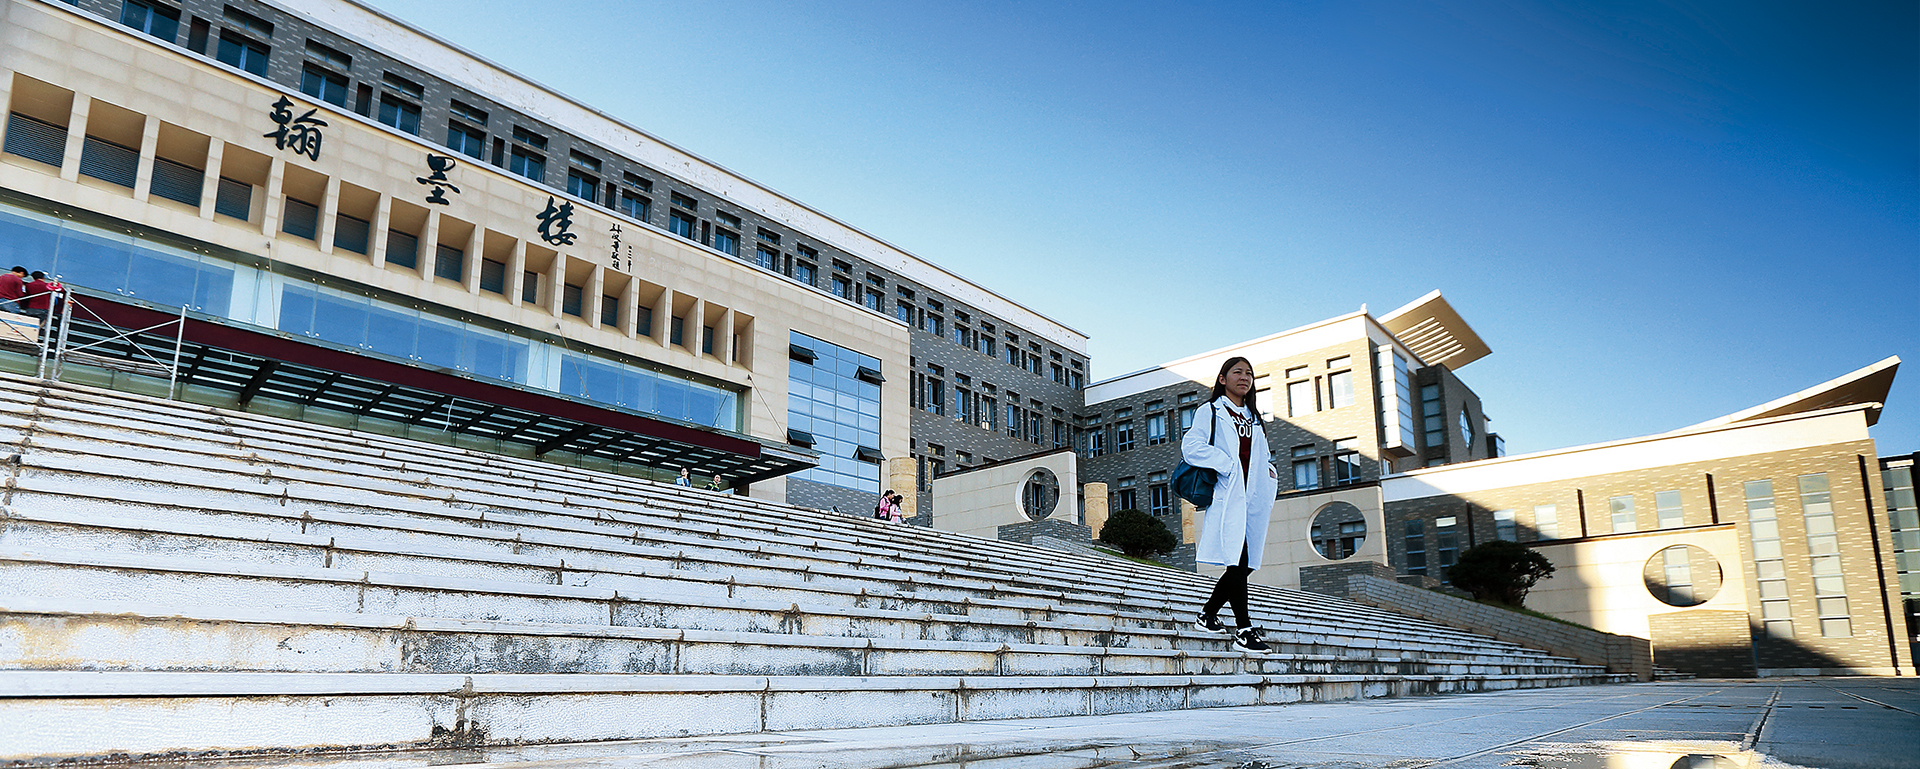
[449,99,488,125]
[1747,479,1792,638]
[702,325,716,355]
[895,300,914,325]
[923,365,945,415]
[1085,425,1106,457]
[757,228,781,246]
[384,230,418,269]
[216,30,269,76]
[1493,510,1516,541]
[561,283,584,317]
[1435,516,1459,569]
[599,293,622,326]
[1328,367,1353,409]
[831,273,853,301]
[923,313,943,337]
[1656,490,1684,529]
[512,126,548,149]
[1053,418,1069,448]
[756,245,779,271]
[501,146,544,184]
[1179,405,1197,431]
[1116,477,1137,512]
[955,381,974,425]
[1331,438,1362,484]
[1460,410,1475,448]
[713,228,739,256]
[510,128,546,181]
[1006,400,1023,440]
[1115,418,1135,452]
[377,94,421,134]
[299,64,348,107]
[669,209,697,240]
[433,244,463,282]
[1149,472,1172,516]
[793,260,816,286]
[333,214,370,255]
[122,0,181,42]
[1288,378,1316,418]
[670,192,698,211]
[619,191,649,221]
[1292,445,1319,490]
[1421,384,1444,450]
[1405,519,1426,574]
[447,122,485,158]
[1609,495,1636,533]
[1147,413,1168,446]
[670,316,684,346]
[479,259,506,294]
[281,198,318,240]
[1533,504,1559,540]
[1800,474,1850,637]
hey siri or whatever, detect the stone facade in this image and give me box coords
[1648,610,1757,678]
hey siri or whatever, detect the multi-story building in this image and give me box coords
[1076,291,1497,565]
[0,0,1086,517]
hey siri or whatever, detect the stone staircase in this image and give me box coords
[0,372,1631,764]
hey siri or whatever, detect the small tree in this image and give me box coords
[1447,540,1555,607]
[1099,509,1178,558]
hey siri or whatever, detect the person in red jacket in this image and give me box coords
[22,271,63,326]
[0,266,27,314]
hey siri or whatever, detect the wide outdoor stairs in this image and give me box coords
[0,371,1630,764]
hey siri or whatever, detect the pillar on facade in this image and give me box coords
[1083,483,1109,538]
[1179,500,1200,544]
[886,457,918,518]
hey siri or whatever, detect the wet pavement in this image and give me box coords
[187,678,1918,769]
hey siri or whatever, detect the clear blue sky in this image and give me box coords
[366,0,1918,457]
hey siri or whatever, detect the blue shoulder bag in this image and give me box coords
[1171,402,1219,508]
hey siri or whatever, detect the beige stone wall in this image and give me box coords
[930,451,1077,540]
[1528,525,1750,639]
[1083,482,1108,537]
[0,2,913,503]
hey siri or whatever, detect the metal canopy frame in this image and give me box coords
[46,294,816,487]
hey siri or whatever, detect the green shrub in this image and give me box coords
[1447,539,1555,607]
[1099,509,1178,558]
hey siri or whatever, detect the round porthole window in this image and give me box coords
[1309,502,1367,560]
[1642,544,1724,607]
[1021,468,1059,521]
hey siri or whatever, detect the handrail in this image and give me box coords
[14,285,190,399]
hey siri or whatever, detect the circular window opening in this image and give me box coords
[1310,501,1367,560]
[1021,468,1059,521]
[1643,544,1724,607]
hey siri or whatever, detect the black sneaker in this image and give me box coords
[1233,626,1271,653]
[1193,613,1229,634]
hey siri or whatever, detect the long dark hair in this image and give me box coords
[1206,356,1259,418]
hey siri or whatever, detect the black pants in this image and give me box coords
[1202,544,1253,629]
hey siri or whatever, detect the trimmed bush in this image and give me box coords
[1447,539,1555,607]
[1099,508,1177,558]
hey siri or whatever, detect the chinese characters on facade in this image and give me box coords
[263,96,326,161]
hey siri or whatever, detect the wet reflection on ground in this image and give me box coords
[1505,741,1792,769]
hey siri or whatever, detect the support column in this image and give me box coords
[887,457,917,518]
[1084,482,1109,538]
[1180,500,1201,544]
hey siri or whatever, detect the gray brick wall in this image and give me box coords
[1343,574,1653,680]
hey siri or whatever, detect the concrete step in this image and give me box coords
[15,386,1531,651]
[3,472,1572,664]
[0,668,1618,766]
[1,598,1589,679]
[11,411,1533,657]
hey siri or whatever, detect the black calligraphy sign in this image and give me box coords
[536,196,577,246]
[417,153,461,205]
[263,96,327,161]
[607,223,631,272]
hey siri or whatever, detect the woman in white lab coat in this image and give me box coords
[1180,356,1280,652]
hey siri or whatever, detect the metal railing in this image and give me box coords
[6,285,189,399]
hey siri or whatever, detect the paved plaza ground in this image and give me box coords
[206,678,1917,769]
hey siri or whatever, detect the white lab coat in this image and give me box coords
[1180,396,1279,570]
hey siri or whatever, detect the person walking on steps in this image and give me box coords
[1181,356,1280,653]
